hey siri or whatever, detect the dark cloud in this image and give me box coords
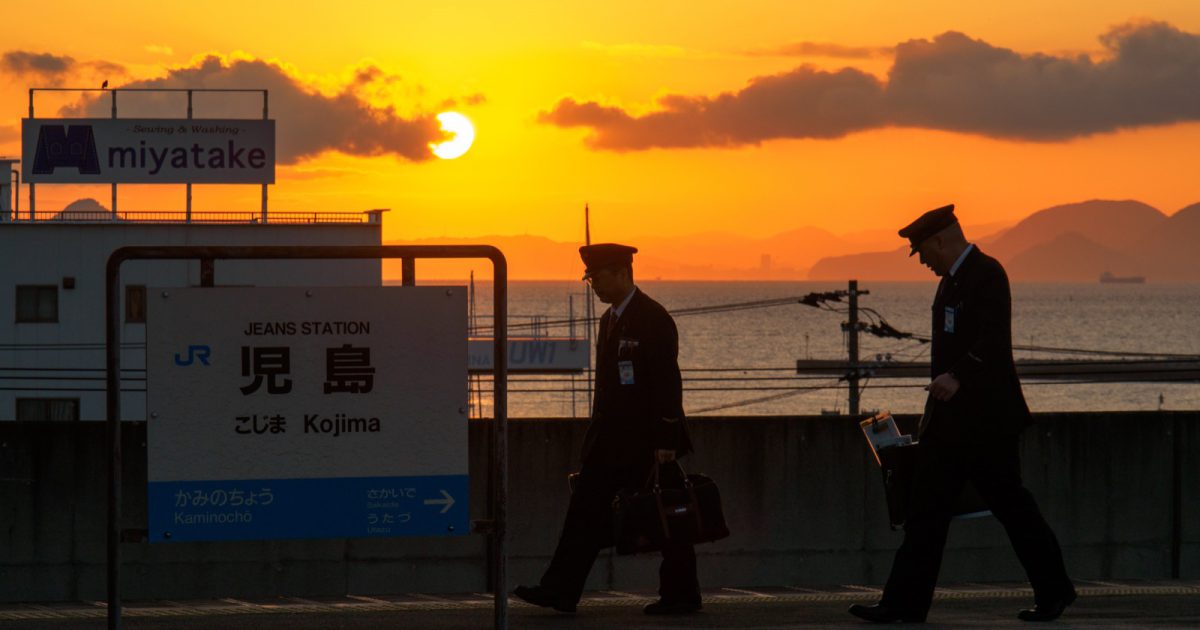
[1,51,126,86]
[63,55,450,163]
[542,21,1200,149]
[541,66,886,150]
[437,92,487,110]
[748,41,893,59]
[2,51,74,76]
[887,23,1200,139]
[91,60,126,77]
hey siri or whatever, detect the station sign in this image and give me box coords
[22,118,275,184]
[468,338,589,373]
[146,287,467,542]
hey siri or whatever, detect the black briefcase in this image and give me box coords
[877,443,916,529]
[612,462,730,555]
[877,442,991,529]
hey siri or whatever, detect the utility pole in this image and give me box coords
[847,280,860,416]
[797,283,870,414]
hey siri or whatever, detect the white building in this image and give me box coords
[0,200,384,421]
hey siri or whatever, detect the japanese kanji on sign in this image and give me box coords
[145,286,468,542]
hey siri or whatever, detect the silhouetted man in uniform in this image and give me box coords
[850,205,1075,623]
[514,243,700,615]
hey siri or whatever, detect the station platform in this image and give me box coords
[1,579,1197,628]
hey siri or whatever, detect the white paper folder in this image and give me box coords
[858,411,912,465]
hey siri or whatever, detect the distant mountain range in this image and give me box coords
[384,199,1199,282]
[57,196,1195,282]
[809,199,1200,282]
[381,221,1012,281]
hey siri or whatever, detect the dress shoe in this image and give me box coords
[1018,590,1077,622]
[848,602,927,623]
[643,598,702,615]
[513,584,576,613]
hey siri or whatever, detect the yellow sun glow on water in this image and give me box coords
[430,112,475,159]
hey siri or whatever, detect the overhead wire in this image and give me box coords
[6,289,1193,413]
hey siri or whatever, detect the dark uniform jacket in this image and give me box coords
[581,288,692,471]
[928,246,1032,442]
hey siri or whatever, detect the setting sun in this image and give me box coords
[430,112,475,160]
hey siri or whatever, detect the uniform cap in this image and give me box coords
[898,204,958,256]
[579,243,637,279]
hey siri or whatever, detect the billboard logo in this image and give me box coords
[31,125,101,175]
[175,345,212,367]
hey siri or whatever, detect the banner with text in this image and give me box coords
[467,338,589,373]
[146,287,467,542]
[22,118,275,183]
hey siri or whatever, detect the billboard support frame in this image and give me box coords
[105,245,509,630]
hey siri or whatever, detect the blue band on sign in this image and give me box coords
[148,474,469,542]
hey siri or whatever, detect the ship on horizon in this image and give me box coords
[1099,271,1146,284]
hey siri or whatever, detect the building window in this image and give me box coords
[16,398,80,421]
[125,285,147,323]
[15,285,58,322]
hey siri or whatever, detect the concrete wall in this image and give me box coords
[1,412,1195,601]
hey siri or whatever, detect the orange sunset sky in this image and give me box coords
[2,1,1199,279]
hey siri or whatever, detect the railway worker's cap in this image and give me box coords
[579,243,638,280]
[898,204,958,256]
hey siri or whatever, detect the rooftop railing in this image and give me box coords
[2,209,386,224]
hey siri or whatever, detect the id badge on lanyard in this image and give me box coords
[618,360,635,385]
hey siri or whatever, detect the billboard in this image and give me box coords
[146,286,468,542]
[22,118,275,184]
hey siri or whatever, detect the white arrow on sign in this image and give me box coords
[424,489,455,514]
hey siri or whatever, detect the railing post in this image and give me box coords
[111,90,118,220]
[186,90,193,223]
[261,89,269,223]
[402,258,415,286]
[491,251,509,630]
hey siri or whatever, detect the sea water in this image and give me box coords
[406,280,1200,418]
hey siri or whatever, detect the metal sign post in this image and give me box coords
[105,245,508,630]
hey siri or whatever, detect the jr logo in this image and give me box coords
[32,125,101,175]
[174,345,212,367]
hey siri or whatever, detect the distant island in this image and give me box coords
[808,199,1200,283]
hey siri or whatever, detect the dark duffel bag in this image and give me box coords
[613,461,730,555]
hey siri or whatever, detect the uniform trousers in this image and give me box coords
[881,429,1073,614]
[539,463,699,604]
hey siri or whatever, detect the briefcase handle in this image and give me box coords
[645,461,705,541]
[641,460,694,489]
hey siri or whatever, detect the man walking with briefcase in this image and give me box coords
[849,205,1075,623]
[514,243,701,616]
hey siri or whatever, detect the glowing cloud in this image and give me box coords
[60,55,461,164]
